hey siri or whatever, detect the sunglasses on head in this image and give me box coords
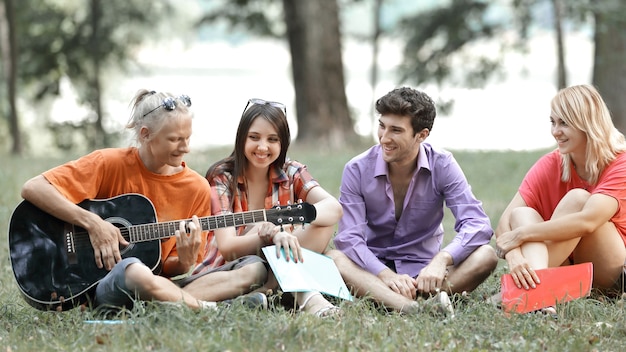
[241,98,287,117]
[143,94,192,118]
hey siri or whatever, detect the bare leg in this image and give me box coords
[124,263,205,309]
[444,244,498,294]
[510,188,626,289]
[517,190,584,269]
[182,261,267,301]
[290,224,339,314]
[572,221,626,288]
[252,269,279,295]
[508,207,566,269]
[326,249,419,313]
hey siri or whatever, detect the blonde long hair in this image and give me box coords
[552,84,626,184]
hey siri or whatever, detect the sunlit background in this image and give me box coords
[16,0,599,153]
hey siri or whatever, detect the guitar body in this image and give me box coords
[9,194,160,311]
[8,193,317,311]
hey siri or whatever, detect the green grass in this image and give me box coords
[2,145,625,352]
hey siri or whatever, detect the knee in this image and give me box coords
[473,245,499,273]
[509,206,542,228]
[559,189,590,211]
[565,188,591,201]
[124,262,157,291]
[124,261,151,278]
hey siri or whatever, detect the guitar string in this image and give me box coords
[69,207,305,249]
[69,210,284,249]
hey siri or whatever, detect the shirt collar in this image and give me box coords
[374,143,431,177]
[374,146,388,177]
[416,143,431,171]
[270,164,288,184]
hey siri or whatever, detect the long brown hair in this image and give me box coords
[206,102,290,206]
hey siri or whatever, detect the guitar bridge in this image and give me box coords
[64,223,78,265]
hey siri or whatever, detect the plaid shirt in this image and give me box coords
[192,159,319,272]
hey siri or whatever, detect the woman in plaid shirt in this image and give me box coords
[204,98,344,317]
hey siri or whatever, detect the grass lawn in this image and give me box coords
[1,144,625,351]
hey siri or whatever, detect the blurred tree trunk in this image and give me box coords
[282,0,357,147]
[370,0,383,120]
[592,3,626,133]
[551,0,566,89]
[0,0,22,155]
[88,0,105,149]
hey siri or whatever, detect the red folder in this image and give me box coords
[501,262,593,314]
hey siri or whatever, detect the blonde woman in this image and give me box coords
[496,85,626,312]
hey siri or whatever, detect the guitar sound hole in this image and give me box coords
[106,216,134,257]
[120,243,134,256]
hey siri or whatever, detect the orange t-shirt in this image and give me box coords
[519,149,626,246]
[42,147,212,269]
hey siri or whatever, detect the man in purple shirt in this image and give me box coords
[327,87,498,316]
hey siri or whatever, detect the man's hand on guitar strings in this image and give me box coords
[90,219,126,271]
[174,215,202,270]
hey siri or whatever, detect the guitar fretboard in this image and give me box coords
[127,209,267,243]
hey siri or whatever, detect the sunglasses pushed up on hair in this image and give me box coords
[241,98,287,117]
[143,94,192,118]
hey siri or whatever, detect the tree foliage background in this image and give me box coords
[1,0,625,155]
[1,0,180,154]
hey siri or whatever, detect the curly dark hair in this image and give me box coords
[375,87,436,135]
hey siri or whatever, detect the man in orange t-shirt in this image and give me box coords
[20,90,267,310]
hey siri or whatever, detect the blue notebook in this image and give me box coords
[261,245,353,301]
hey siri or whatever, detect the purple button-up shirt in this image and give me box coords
[334,143,493,278]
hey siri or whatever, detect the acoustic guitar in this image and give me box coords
[8,193,316,311]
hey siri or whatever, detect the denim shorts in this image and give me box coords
[94,257,143,309]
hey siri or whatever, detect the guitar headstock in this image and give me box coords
[266,202,317,226]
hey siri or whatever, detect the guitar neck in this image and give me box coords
[127,209,267,243]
